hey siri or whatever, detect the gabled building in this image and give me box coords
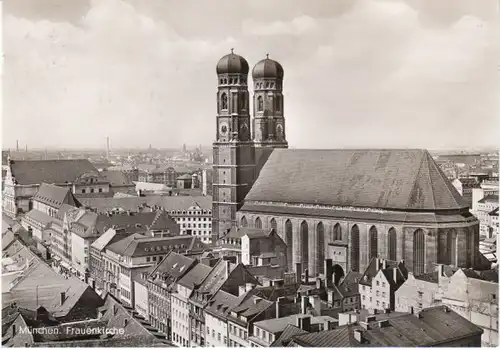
[359,258,408,311]
[3,258,103,324]
[204,289,242,347]
[241,228,287,268]
[20,183,80,243]
[146,251,197,342]
[173,263,212,347]
[2,159,104,217]
[99,170,136,196]
[327,271,361,312]
[188,259,260,347]
[285,306,483,347]
[101,234,205,307]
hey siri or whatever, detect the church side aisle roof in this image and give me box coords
[244,149,468,211]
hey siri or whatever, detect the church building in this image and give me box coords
[211,51,480,278]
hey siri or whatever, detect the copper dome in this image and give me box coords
[216,51,249,75]
[252,57,284,79]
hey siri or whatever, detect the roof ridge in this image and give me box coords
[422,151,437,210]
[403,150,427,211]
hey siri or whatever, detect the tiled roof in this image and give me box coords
[178,263,212,289]
[359,258,407,287]
[246,149,468,211]
[414,271,439,283]
[205,290,241,319]
[79,195,212,212]
[69,209,179,238]
[270,324,309,347]
[6,259,100,318]
[100,170,135,186]
[478,194,499,204]
[32,184,75,209]
[194,259,234,298]
[107,234,206,257]
[23,209,54,227]
[290,325,361,347]
[225,227,269,239]
[254,314,336,334]
[148,251,196,287]
[361,306,483,346]
[9,159,98,185]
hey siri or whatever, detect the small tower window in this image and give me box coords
[257,96,263,112]
[221,93,228,110]
[276,95,282,112]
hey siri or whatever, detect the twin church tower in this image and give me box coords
[212,50,288,242]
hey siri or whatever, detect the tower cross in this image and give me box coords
[266,53,269,59]
[231,48,234,54]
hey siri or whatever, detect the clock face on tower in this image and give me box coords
[220,121,229,137]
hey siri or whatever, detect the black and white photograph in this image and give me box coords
[1,0,499,347]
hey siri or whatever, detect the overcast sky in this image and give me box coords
[3,0,499,150]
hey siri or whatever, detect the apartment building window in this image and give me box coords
[376,291,380,296]
[217,333,221,341]
[146,257,150,262]
[376,300,380,306]
[224,336,227,344]
[382,292,386,297]
[376,281,380,286]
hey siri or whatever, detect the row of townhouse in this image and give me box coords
[395,264,499,347]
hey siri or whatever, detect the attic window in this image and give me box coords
[144,248,149,252]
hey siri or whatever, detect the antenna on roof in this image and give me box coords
[230,48,234,54]
[266,53,269,59]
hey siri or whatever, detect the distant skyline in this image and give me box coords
[3,0,500,150]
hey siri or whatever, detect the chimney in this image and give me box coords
[375,258,380,270]
[393,267,398,283]
[296,315,311,332]
[437,264,444,277]
[382,259,387,270]
[324,259,333,286]
[276,297,285,319]
[238,285,246,297]
[353,330,363,343]
[245,283,254,292]
[60,292,66,305]
[301,296,308,314]
[332,272,337,286]
[408,306,414,314]
[304,268,309,284]
[295,263,302,283]
[225,260,231,279]
[316,277,322,290]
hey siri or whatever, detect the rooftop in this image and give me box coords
[9,159,98,185]
[246,149,468,211]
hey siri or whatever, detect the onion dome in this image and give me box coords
[252,55,284,79]
[216,49,249,75]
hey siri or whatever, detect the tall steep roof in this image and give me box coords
[9,159,98,185]
[245,149,468,211]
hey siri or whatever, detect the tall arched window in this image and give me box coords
[388,228,397,261]
[257,96,263,112]
[255,217,262,229]
[241,216,248,228]
[448,229,457,266]
[270,218,277,232]
[333,223,342,241]
[300,221,309,272]
[317,222,325,275]
[350,225,360,272]
[221,93,228,110]
[413,229,425,275]
[369,226,378,262]
[285,219,293,271]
